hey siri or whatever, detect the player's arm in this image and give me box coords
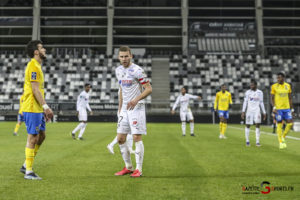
[241,92,248,120]
[118,87,123,115]
[288,92,294,114]
[31,82,53,120]
[171,96,180,114]
[260,92,267,120]
[190,94,202,100]
[127,82,152,110]
[270,84,277,113]
[76,94,80,116]
[86,100,93,115]
[213,93,218,111]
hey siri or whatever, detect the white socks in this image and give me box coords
[135,141,144,172]
[119,143,132,170]
[245,127,250,142]
[256,128,260,144]
[181,122,186,135]
[109,136,118,147]
[78,123,87,138]
[126,134,134,152]
[72,122,85,134]
[190,122,194,134]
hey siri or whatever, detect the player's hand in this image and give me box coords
[198,96,202,100]
[171,110,175,115]
[44,108,53,121]
[90,111,93,116]
[263,114,267,121]
[241,112,245,120]
[273,109,278,114]
[127,99,138,110]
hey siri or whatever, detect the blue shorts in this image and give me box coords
[218,110,229,119]
[276,109,292,122]
[23,112,46,134]
[18,114,25,122]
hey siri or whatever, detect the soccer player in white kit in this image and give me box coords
[171,87,201,136]
[114,46,152,178]
[71,83,93,140]
[241,80,266,147]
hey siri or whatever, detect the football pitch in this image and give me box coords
[1,122,300,200]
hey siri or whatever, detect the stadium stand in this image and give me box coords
[0,50,152,104]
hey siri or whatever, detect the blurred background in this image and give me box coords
[0,0,299,123]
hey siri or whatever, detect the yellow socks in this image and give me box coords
[277,123,283,143]
[25,147,35,172]
[219,122,223,134]
[222,123,227,135]
[283,123,293,138]
[34,144,40,156]
[14,123,20,133]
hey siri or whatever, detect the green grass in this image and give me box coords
[1,122,300,200]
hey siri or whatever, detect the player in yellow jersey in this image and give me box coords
[13,95,24,136]
[20,40,53,180]
[214,84,232,139]
[271,72,294,149]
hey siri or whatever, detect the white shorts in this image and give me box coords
[246,111,261,125]
[180,110,194,121]
[78,109,87,121]
[117,103,147,135]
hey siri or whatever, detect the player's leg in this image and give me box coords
[126,134,135,154]
[180,111,187,136]
[107,135,118,154]
[188,111,195,136]
[275,110,285,149]
[22,112,43,180]
[130,104,146,177]
[245,112,252,146]
[71,109,85,139]
[282,110,293,141]
[78,121,87,140]
[115,111,133,175]
[254,112,262,146]
[131,134,144,177]
[222,112,228,138]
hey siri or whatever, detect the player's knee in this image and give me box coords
[117,135,126,144]
[133,134,142,142]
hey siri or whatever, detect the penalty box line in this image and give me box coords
[228,126,300,141]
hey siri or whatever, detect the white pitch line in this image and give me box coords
[229,126,300,141]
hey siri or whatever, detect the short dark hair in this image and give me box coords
[85,83,91,88]
[277,72,285,77]
[251,80,257,85]
[182,86,187,92]
[221,84,226,87]
[119,46,131,54]
[26,40,43,58]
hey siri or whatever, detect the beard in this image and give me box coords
[39,52,46,60]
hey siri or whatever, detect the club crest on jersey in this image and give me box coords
[132,119,138,126]
[31,72,37,80]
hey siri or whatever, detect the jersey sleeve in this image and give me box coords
[271,84,275,95]
[188,94,199,99]
[28,63,41,82]
[288,84,292,93]
[229,93,233,104]
[242,91,248,112]
[76,94,81,111]
[135,67,148,85]
[86,100,92,112]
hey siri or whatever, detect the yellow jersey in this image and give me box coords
[214,90,232,111]
[22,58,45,113]
[271,82,291,110]
[18,95,24,114]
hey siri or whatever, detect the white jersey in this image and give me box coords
[115,63,148,106]
[172,93,199,112]
[242,89,266,114]
[76,91,91,112]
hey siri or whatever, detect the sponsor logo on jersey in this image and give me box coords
[31,72,37,80]
[121,80,133,87]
